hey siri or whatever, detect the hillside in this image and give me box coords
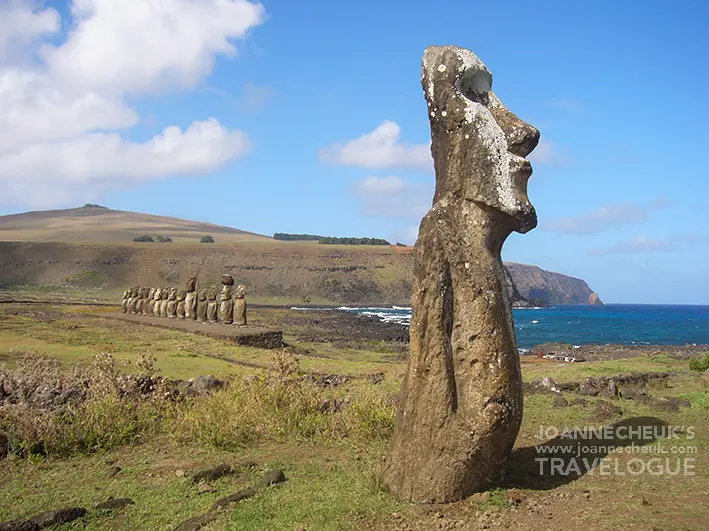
[0,207,601,305]
[0,205,269,244]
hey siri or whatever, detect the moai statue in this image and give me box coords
[206,287,218,323]
[176,290,187,319]
[159,288,169,318]
[135,288,144,314]
[128,286,140,314]
[144,288,156,315]
[383,46,540,503]
[167,288,178,318]
[152,288,163,317]
[218,275,234,324]
[120,290,129,313]
[197,289,208,322]
[234,285,247,326]
[184,276,198,320]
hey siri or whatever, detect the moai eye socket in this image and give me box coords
[458,67,492,101]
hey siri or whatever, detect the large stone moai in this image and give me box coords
[129,286,140,314]
[144,288,156,315]
[383,46,540,503]
[184,277,198,320]
[120,290,129,313]
[152,288,163,317]
[234,285,247,326]
[218,275,234,324]
[176,290,187,319]
[206,287,218,323]
[197,289,208,322]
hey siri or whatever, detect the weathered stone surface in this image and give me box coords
[28,507,87,528]
[234,285,247,325]
[144,288,156,315]
[167,288,178,318]
[159,288,169,318]
[221,274,234,286]
[197,290,208,322]
[206,288,218,323]
[383,46,540,503]
[94,498,135,511]
[120,290,129,313]
[185,276,197,293]
[589,292,604,306]
[218,285,233,324]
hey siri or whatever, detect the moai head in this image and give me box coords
[122,289,129,299]
[221,274,234,286]
[162,288,169,300]
[148,287,156,299]
[153,287,162,300]
[198,289,207,301]
[207,287,217,301]
[421,46,540,234]
[234,285,246,299]
[185,276,197,292]
[177,290,186,302]
[168,288,176,300]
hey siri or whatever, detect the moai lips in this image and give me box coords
[383,46,539,503]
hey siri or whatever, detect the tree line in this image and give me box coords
[274,233,390,246]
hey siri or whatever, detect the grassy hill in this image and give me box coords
[0,206,598,306]
[0,204,270,245]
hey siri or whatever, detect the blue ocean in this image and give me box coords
[294,304,709,349]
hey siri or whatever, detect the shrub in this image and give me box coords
[133,235,155,243]
[156,235,173,243]
[200,235,215,243]
[689,353,709,372]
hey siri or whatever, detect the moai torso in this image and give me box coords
[167,288,178,318]
[197,289,208,322]
[185,276,198,320]
[234,285,247,326]
[120,290,129,313]
[206,287,218,323]
[129,286,140,314]
[176,290,187,319]
[153,288,163,316]
[145,288,156,315]
[159,288,169,317]
[383,46,539,503]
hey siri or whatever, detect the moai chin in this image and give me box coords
[176,290,187,319]
[206,287,218,323]
[234,284,247,326]
[185,276,198,320]
[167,288,178,318]
[382,46,540,503]
[197,289,208,322]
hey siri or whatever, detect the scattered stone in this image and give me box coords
[0,520,40,531]
[211,469,286,511]
[94,498,135,511]
[191,463,233,483]
[196,483,216,494]
[175,469,186,478]
[384,46,540,503]
[107,465,121,478]
[589,400,622,422]
[190,376,225,395]
[470,492,490,504]
[578,379,600,397]
[552,395,569,408]
[28,508,87,528]
[570,398,588,407]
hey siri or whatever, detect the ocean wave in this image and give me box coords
[289,307,335,311]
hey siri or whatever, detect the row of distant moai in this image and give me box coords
[120,275,247,325]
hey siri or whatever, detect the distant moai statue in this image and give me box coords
[159,288,169,318]
[167,288,178,318]
[144,288,156,315]
[234,285,247,326]
[153,288,163,317]
[206,287,219,323]
[135,288,146,314]
[218,275,234,324]
[120,290,129,313]
[197,289,208,322]
[128,286,140,314]
[383,46,540,503]
[176,290,187,319]
[184,276,198,320]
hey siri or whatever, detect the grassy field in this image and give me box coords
[1,303,708,530]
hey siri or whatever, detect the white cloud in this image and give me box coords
[591,235,676,255]
[0,0,265,208]
[320,121,433,172]
[543,198,670,234]
[353,175,432,220]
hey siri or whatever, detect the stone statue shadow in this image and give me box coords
[499,416,669,491]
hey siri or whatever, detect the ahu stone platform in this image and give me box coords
[103,312,283,349]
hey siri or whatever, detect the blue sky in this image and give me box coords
[0,0,707,304]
